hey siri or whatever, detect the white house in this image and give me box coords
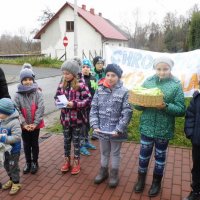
[34,2,128,60]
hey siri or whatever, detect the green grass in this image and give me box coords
[46,122,62,134]
[48,98,192,148]
[0,57,62,68]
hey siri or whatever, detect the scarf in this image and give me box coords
[17,82,38,94]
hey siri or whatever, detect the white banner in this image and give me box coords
[105,46,200,97]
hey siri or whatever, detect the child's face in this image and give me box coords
[105,72,119,87]
[155,63,171,79]
[22,78,34,86]
[62,70,74,81]
[95,62,104,71]
[0,113,8,119]
[82,65,90,75]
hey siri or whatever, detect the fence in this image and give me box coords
[0,53,45,59]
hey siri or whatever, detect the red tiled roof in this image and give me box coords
[34,2,128,41]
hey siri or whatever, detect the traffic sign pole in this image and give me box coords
[63,36,68,60]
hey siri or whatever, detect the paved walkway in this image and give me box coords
[0,134,192,200]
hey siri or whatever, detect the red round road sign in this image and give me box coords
[63,36,68,47]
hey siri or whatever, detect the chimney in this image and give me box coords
[82,4,86,10]
[90,8,95,15]
[99,12,102,17]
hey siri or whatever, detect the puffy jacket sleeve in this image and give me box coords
[184,97,196,139]
[34,91,45,126]
[165,83,186,117]
[115,91,133,133]
[90,90,99,129]
[13,93,26,126]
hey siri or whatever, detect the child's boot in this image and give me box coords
[134,172,147,193]
[9,183,22,195]
[2,180,13,190]
[23,163,31,174]
[94,167,109,184]
[183,191,200,200]
[61,157,70,172]
[109,168,119,188]
[80,146,91,156]
[30,162,39,174]
[71,158,80,175]
[148,174,162,197]
[84,142,96,150]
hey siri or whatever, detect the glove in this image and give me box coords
[90,80,98,90]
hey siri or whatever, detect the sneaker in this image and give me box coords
[9,183,21,195]
[80,146,91,156]
[71,159,80,175]
[23,163,31,174]
[2,180,13,190]
[84,142,96,150]
[30,162,38,174]
[61,157,70,172]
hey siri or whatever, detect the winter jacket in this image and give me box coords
[14,85,45,128]
[91,67,106,81]
[0,68,10,99]
[90,80,133,141]
[184,91,200,145]
[55,81,92,127]
[0,110,21,154]
[83,74,97,97]
[135,74,185,140]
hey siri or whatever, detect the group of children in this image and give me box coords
[0,55,200,200]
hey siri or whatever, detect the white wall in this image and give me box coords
[40,6,127,60]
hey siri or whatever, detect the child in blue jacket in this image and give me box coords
[184,90,200,200]
[0,98,22,195]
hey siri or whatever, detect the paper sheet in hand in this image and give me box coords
[96,130,115,135]
[56,95,68,109]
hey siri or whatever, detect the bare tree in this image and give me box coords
[37,7,55,27]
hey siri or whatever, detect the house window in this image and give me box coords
[66,21,74,32]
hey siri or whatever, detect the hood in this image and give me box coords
[1,110,19,123]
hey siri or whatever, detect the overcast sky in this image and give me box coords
[0,0,200,36]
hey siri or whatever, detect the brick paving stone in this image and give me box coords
[173,175,182,185]
[101,188,114,200]
[172,184,181,196]
[0,135,194,200]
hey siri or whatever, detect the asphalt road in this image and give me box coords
[0,64,61,83]
[2,64,62,114]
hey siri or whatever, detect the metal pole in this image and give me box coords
[65,46,66,60]
[74,0,78,57]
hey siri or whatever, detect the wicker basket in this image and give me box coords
[129,91,164,107]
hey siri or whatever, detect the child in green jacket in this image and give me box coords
[134,56,185,197]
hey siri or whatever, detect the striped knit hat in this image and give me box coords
[0,98,15,115]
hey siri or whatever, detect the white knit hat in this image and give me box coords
[153,56,174,69]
